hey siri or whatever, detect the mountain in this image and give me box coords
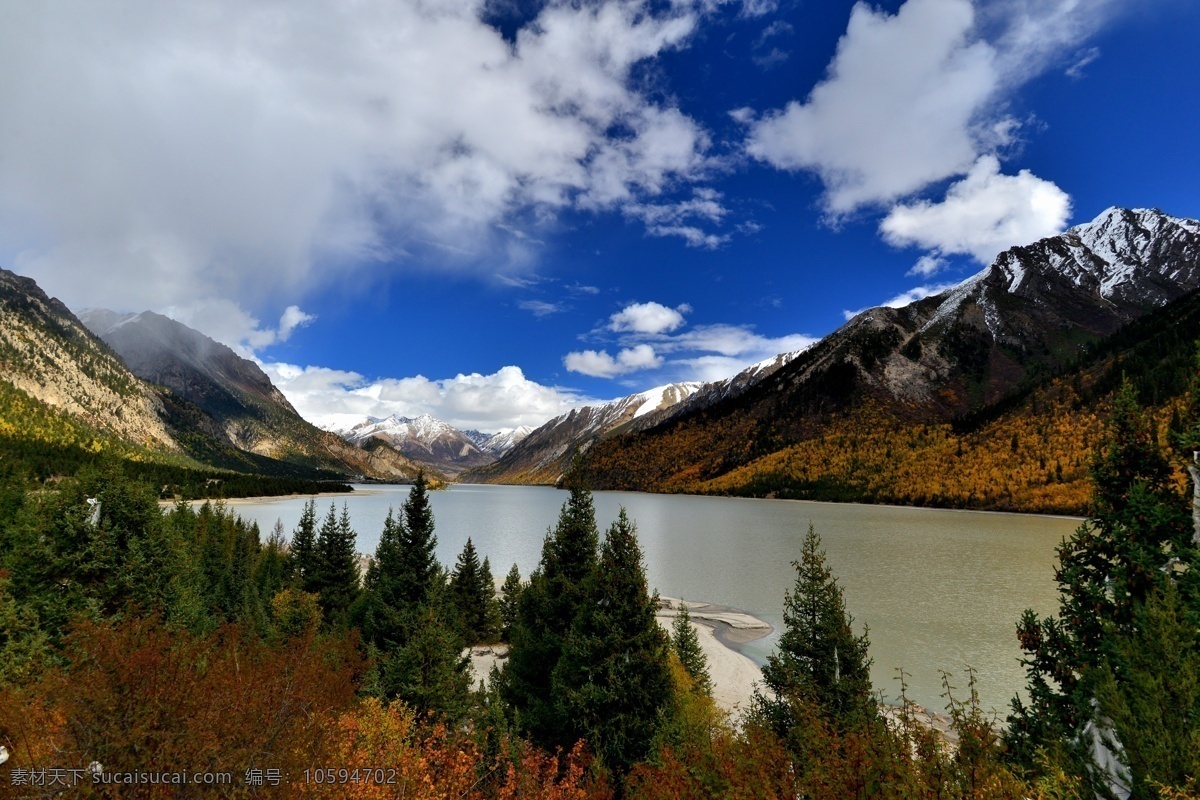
[77,308,429,481]
[319,413,494,476]
[0,269,177,451]
[576,207,1200,509]
[467,349,808,486]
[472,426,534,455]
[464,381,706,484]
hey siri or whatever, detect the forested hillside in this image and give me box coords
[582,262,1200,516]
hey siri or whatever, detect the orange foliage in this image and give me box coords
[0,616,362,799]
[586,373,1190,516]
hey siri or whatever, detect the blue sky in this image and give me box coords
[2,0,1198,431]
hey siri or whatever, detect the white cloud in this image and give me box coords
[572,310,816,381]
[262,361,593,432]
[842,281,960,320]
[627,188,730,247]
[0,0,721,316]
[609,301,688,334]
[564,344,663,377]
[907,254,947,278]
[664,325,814,359]
[880,155,1072,263]
[745,0,996,212]
[157,298,316,355]
[743,0,1125,264]
[278,305,316,341]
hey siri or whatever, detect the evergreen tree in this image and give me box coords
[380,603,472,724]
[312,502,360,622]
[1094,583,1200,798]
[751,524,873,735]
[1008,380,1194,774]
[450,538,490,645]
[480,556,501,642]
[356,508,407,649]
[255,520,290,604]
[499,563,523,642]
[552,508,674,777]
[290,499,318,591]
[501,482,600,749]
[671,601,712,696]
[397,472,438,607]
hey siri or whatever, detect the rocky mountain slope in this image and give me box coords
[464,381,706,485]
[464,426,534,456]
[577,207,1200,503]
[78,309,428,481]
[467,349,807,486]
[0,269,178,451]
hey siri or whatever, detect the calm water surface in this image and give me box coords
[224,483,1077,714]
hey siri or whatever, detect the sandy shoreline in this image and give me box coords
[157,487,379,509]
[466,597,772,720]
[655,598,771,717]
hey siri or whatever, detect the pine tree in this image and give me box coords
[356,508,407,649]
[255,519,289,603]
[1008,379,1194,778]
[450,538,489,645]
[290,499,318,591]
[480,556,501,642]
[397,472,438,607]
[380,603,472,723]
[751,524,873,735]
[312,502,360,622]
[672,601,712,696]
[501,482,600,750]
[1094,583,1200,797]
[552,508,674,777]
[499,563,523,642]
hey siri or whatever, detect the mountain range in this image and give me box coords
[2,205,1197,513]
[314,413,531,477]
[463,207,1200,514]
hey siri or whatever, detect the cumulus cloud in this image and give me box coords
[564,344,663,377]
[0,0,722,320]
[262,362,593,432]
[572,299,815,381]
[880,155,1072,263]
[745,0,995,212]
[743,0,1123,264]
[608,301,689,334]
